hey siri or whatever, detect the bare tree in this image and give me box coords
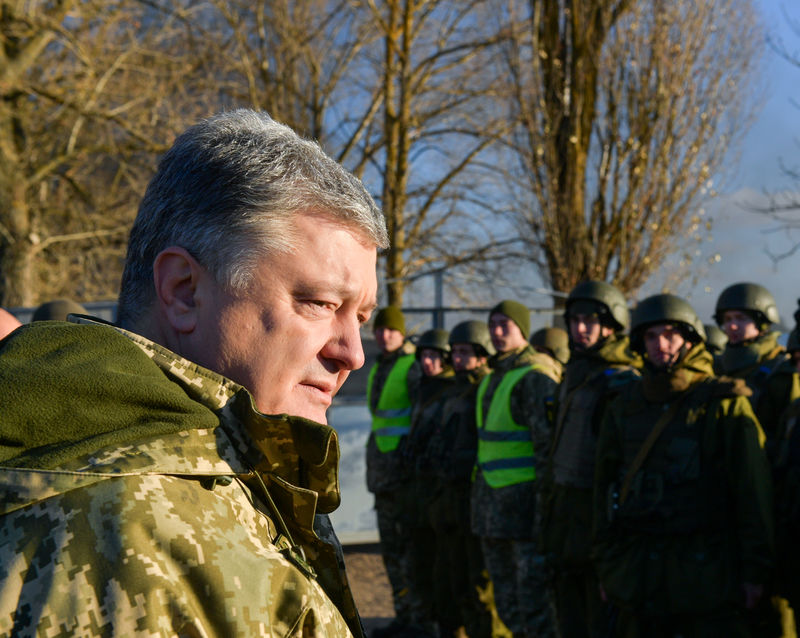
[189,0,376,146]
[749,4,800,262]
[200,1,520,306]
[345,0,517,305]
[0,0,208,306]
[500,0,762,301]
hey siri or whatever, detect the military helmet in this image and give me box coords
[415,328,451,358]
[564,280,629,332]
[713,282,780,327]
[448,320,495,357]
[530,327,569,365]
[630,294,706,353]
[31,298,87,322]
[703,324,728,356]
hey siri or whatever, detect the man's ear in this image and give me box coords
[152,247,205,334]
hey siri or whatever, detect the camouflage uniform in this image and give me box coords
[427,364,505,637]
[471,345,561,638]
[719,331,800,446]
[365,342,422,625]
[405,369,455,635]
[771,397,800,619]
[0,318,363,637]
[539,334,640,638]
[720,333,799,637]
[593,343,774,638]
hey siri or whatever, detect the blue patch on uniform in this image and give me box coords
[605,367,639,388]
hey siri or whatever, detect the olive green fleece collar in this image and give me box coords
[571,333,640,367]
[641,342,714,402]
[0,317,343,514]
[720,330,784,375]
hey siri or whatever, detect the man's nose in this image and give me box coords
[327,316,365,371]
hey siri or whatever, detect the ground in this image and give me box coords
[343,543,395,633]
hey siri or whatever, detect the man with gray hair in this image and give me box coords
[0,110,387,636]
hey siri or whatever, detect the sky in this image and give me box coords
[644,0,800,328]
[399,0,800,334]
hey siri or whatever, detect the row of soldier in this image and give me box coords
[364,281,800,638]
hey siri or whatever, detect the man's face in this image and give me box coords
[374,327,405,354]
[721,310,760,344]
[451,343,484,372]
[488,313,527,353]
[191,212,377,424]
[643,323,687,368]
[568,312,615,349]
[419,348,444,377]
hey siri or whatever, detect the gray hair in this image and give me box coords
[117,109,387,328]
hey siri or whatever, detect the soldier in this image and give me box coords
[471,299,562,638]
[366,306,423,638]
[704,323,728,357]
[715,284,798,638]
[426,321,504,638]
[0,110,387,636]
[714,282,799,443]
[539,280,640,638]
[406,328,454,637]
[773,327,800,624]
[771,304,800,626]
[530,326,570,368]
[593,294,773,638]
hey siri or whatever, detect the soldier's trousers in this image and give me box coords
[614,606,749,638]
[481,536,555,638]
[552,562,609,638]
[429,482,495,637]
[374,490,414,623]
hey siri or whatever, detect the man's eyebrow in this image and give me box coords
[293,281,377,311]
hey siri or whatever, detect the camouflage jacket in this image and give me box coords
[427,366,489,484]
[0,318,363,637]
[406,368,455,477]
[719,331,800,442]
[593,344,773,615]
[365,341,422,494]
[470,345,560,539]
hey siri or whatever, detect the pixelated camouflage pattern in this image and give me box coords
[481,537,556,638]
[471,345,560,539]
[0,317,363,637]
[364,341,421,623]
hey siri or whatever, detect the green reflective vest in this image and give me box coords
[475,365,536,488]
[367,354,415,453]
